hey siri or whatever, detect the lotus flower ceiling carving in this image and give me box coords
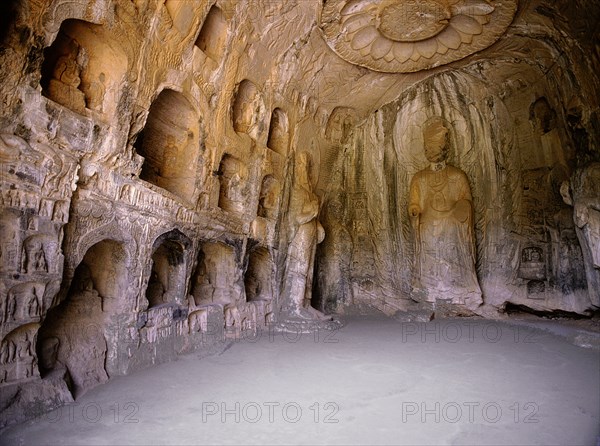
[320,0,518,73]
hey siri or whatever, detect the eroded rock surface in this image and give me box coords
[0,0,598,429]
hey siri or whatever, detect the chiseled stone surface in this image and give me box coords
[0,0,598,430]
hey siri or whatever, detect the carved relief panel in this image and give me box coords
[320,0,518,73]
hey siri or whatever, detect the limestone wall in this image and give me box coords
[315,11,600,315]
[0,0,598,429]
[0,0,330,427]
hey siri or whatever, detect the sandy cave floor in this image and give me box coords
[1,316,599,446]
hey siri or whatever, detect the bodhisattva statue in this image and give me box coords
[281,152,332,323]
[408,118,482,308]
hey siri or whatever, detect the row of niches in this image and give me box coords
[130,86,287,206]
[38,14,284,141]
[1,232,274,392]
[39,19,289,205]
[143,232,273,311]
[215,153,281,218]
[231,79,291,152]
[39,0,229,117]
[163,1,228,62]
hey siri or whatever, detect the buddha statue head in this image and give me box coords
[423,117,450,163]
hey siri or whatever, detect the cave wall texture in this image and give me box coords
[0,0,598,428]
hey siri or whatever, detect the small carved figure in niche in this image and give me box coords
[47,40,87,113]
[408,117,482,307]
[21,238,47,274]
[120,184,136,204]
[41,156,61,196]
[2,293,17,323]
[53,46,82,88]
[146,270,165,307]
[228,173,242,202]
[27,215,37,231]
[0,324,39,382]
[39,198,54,219]
[258,176,279,219]
[519,247,546,281]
[27,287,40,318]
[8,189,21,208]
[531,97,556,135]
[84,72,106,112]
[6,283,42,322]
[234,94,255,133]
[187,309,208,334]
[281,152,331,321]
[162,134,181,176]
[233,80,264,140]
[0,340,14,364]
[218,155,246,213]
[325,107,356,145]
[529,97,565,169]
[192,252,219,305]
[224,304,241,328]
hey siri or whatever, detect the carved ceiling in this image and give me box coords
[320,0,519,73]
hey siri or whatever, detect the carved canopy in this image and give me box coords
[320,0,518,73]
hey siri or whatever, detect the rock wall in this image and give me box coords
[0,0,334,427]
[316,23,600,316]
[0,0,598,430]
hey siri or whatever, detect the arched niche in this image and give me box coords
[325,106,356,144]
[527,97,565,169]
[145,230,190,309]
[40,19,128,118]
[244,247,272,302]
[266,108,289,155]
[257,175,280,219]
[0,323,40,385]
[134,89,200,202]
[232,79,265,141]
[217,154,246,214]
[36,239,128,397]
[20,235,50,275]
[165,0,195,35]
[190,241,240,306]
[195,5,227,61]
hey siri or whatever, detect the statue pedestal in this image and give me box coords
[47,79,86,114]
